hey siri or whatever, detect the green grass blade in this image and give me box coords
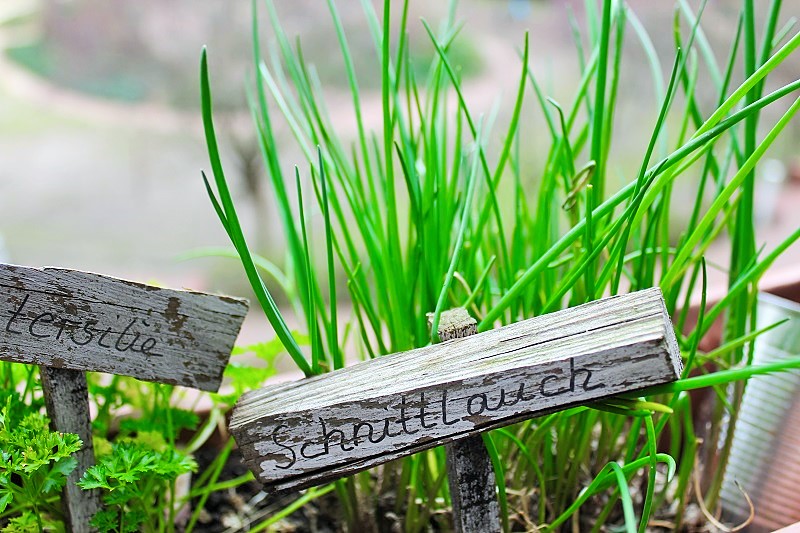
[608,462,637,533]
[491,32,529,186]
[421,18,511,287]
[662,94,800,288]
[318,148,342,370]
[295,167,322,374]
[201,48,311,376]
[178,246,293,299]
[249,485,336,532]
[482,433,509,533]
[638,415,657,533]
[693,223,800,343]
[695,29,800,138]
[683,258,707,377]
[546,453,675,532]
[588,0,614,205]
[430,134,481,343]
[702,319,789,364]
[634,355,800,397]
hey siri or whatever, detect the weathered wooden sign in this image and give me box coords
[230,288,682,494]
[0,263,248,391]
[0,263,249,532]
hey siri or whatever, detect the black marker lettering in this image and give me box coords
[115,318,139,351]
[416,392,438,429]
[570,358,605,392]
[540,374,569,397]
[321,418,353,452]
[397,396,418,435]
[300,440,326,459]
[29,313,55,338]
[140,338,158,356]
[71,321,96,346]
[55,318,80,340]
[517,381,535,402]
[486,387,520,411]
[300,418,329,459]
[467,393,488,416]
[382,417,402,438]
[352,421,379,445]
[271,425,297,469]
[97,327,113,348]
[5,294,28,334]
[441,389,458,425]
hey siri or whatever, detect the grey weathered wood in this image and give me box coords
[0,262,249,532]
[40,367,102,533]
[230,288,682,493]
[447,435,500,533]
[431,308,478,341]
[0,263,248,391]
[432,310,500,533]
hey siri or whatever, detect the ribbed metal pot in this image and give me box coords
[720,293,800,531]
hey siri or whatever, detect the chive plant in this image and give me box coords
[201,0,800,530]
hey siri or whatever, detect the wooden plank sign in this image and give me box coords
[0,263,248,391]
[0,263,249,532]
[230,288,682,494]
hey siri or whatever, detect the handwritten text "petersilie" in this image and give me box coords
[4,294,161,356]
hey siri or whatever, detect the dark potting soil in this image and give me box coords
[187,446,707,532]
[187,446,453,532]
[188,446,339,532]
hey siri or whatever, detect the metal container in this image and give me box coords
[720,293,800,531]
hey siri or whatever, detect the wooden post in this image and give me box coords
[230,288,682,494]
[0,263,249,531]
[40,368,101,532]
[446,435,501,533]
[433,309,500,533]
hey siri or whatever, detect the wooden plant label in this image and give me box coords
[0,263,249,391]
[0,263,249,532]
[231,288,682,493]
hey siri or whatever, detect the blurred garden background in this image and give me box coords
[1,0,799,339]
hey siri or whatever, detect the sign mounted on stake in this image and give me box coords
[0,263,248,391]
[230,288,682,495]
[0,263,249,533]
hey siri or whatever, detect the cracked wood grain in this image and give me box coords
[230,288,682,493]
[0,263,249,391]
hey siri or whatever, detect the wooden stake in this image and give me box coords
[40,367,101,533]
[435,309,501,533]
[446,435,501,533]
